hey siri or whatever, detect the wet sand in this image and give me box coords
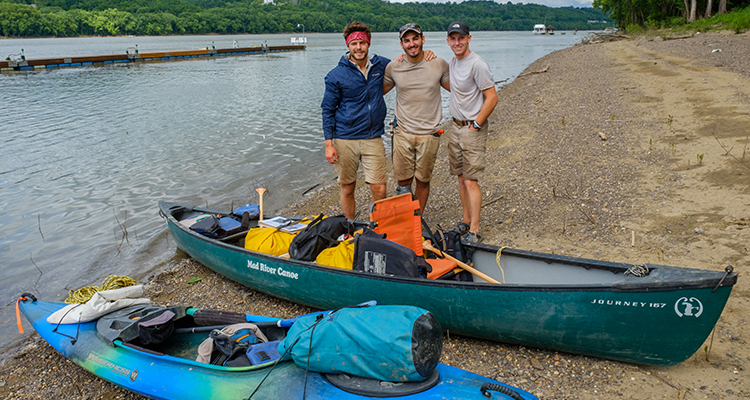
[2,30,749,399]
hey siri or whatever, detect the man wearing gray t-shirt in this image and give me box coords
[446,21,498,243]
[383,23,451,215]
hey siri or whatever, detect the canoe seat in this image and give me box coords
[425,258,459,280]
[369,193,424,256]
[369,194,457,278]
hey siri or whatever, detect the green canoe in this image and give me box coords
[159,201,737,366]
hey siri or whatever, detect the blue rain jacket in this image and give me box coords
[321,53,390,141]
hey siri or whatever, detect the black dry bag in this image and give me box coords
[288,214,352,261]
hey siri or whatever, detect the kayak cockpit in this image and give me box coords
[94,302,451,398]
[97,304,288,371]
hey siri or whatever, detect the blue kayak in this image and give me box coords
[17,294,538,400]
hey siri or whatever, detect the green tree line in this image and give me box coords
[1,0,611,37]
[593,0,749,28]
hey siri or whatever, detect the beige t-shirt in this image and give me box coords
[384,57,450,135]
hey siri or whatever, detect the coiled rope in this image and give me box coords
[64,275,137,304]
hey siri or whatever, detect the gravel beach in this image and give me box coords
[2,31,749,400]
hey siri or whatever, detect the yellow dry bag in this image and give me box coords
[244,228,296,256]
[315,240,354,269]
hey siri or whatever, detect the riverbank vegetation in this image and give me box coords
[0,0,611,37]
[594,0,749,32]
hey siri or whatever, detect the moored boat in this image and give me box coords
[159,201,737,366]
[17,294,535,400]
[533,24,546,34]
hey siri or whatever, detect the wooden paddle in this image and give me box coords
[422,241,500,284]
[255,188,267,220]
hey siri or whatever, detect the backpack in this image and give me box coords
[195,323,269,366]
[210,327,260,366]
[288,214,353,261]
[430,227,473,281]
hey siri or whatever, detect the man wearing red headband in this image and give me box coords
[321,21,389,219]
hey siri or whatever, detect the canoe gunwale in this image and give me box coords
[159,202,737,293]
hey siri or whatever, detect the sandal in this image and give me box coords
[452,222,470,236]
[464,232,483,243]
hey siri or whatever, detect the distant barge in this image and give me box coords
[1,44,305,72]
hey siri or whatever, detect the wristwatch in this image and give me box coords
[472,120,482,130]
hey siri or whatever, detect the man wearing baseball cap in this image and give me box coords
[383,23,451,215]
[321,21,389,219]
[445,21,498,243]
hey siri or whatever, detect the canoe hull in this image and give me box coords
[160,202,736,366]
[19,299,533,400]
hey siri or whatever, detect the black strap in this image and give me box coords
[420,218,440,249]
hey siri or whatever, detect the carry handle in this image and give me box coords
[480,382,523,399]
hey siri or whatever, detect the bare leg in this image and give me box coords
[457,175,471,225]
[414,178,430,215]
[340,182,356,219]
[370,183,386,204]
[462,177,482,233]
[397,178,414,187]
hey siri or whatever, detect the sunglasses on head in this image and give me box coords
[399,23,421,34]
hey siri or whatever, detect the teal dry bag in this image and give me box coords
[278,304,442,382]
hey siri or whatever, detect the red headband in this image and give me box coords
[346,31,371,46]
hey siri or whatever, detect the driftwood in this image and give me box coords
[517,64,550,78]
[661,34,695,41]
[583,32,631,44]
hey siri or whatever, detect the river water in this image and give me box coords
[0,31,585,354]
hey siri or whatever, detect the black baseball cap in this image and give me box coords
[447,21,470,36]
[399,23,423,39]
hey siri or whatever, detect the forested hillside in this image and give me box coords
[0,0,611,37]
[593,0,749,29]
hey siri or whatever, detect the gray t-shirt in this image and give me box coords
[448,51,494,121]
[384,57,450,135]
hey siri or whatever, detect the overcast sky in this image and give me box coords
[389,0,596,8]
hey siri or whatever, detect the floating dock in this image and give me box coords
[1,44,305,72]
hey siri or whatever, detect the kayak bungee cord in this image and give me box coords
[247,302,373,400]
[17,293,84,345]
[245,336,302,400]
[52,303,84,344]
[302,313,326,400]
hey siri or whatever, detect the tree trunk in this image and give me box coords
[718,0,727,14]
[689,0,697,21]
[683,0,690,20]
[628,0,635,25]
[706,0,713,18]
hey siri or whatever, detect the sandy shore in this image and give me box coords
[2,30,749,399]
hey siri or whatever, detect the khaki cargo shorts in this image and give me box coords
[392,126,441,183]
[448,120,487,181]
[332,137,387,185]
